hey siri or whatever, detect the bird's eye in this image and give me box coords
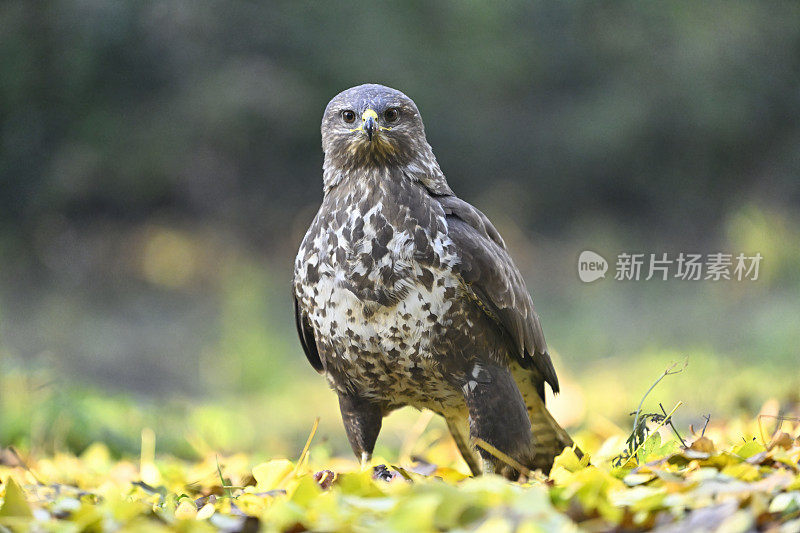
[342,110,356,123]
[384,108,399,122]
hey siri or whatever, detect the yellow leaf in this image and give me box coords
[234,493,271,516]
[0,477,32,518]
[80,442,111,470]
[107,493,148,523]
[597,497,625,524]
[290,475,323,507]
[196,502,215,520]
[253,459,294,491]
[721,462,760,482]
[336,470,386,497]
[69,502,103,531]
[553,446,584,472]
[433,466,469,483]
[175,500,197,520]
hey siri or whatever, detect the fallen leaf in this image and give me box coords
[0,477,33,519]
[689,437,715,454]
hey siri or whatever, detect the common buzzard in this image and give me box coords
[293,84,576,478]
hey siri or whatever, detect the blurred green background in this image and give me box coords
[1,2,799,461]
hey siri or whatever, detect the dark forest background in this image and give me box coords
[1,2,799,457]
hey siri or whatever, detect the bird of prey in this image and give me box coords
[293,84,576,478]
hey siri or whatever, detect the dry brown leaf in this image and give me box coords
[689,436,716,454]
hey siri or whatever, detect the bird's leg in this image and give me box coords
[462,362,533,479]
[445,415,483,477]
[338,393,383,469]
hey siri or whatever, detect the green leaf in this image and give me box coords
[637,432,661,463]
[734,440,765,460]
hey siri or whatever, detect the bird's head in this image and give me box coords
[321,84,429,170]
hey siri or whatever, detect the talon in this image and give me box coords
[481,457,497,475]
[360,451,372,470]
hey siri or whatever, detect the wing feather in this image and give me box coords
[293,289,324,372]
[437,195,559,394]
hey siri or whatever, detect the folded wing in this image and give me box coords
[436,195,558,397]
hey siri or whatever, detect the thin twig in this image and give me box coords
[701,414,711,437]
[216,455,233,500]
[7,447,44,485]
[630,401,683,463]
[632,359,687,445]
[659,402,686,447]
[295,417,320,475]
[472,438,531,478]
[758,414,800,447]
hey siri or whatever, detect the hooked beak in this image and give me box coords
[361,109,378,142]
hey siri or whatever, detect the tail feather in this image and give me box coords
[511,362,580,473]
[444,363,579,478]
[525,382,579,472]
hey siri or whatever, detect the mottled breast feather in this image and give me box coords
[436,195,559,395]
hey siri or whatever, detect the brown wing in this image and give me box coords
[293,289,324,372]
[437,195,559,396]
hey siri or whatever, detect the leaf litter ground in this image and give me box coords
[1,413,800,532]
